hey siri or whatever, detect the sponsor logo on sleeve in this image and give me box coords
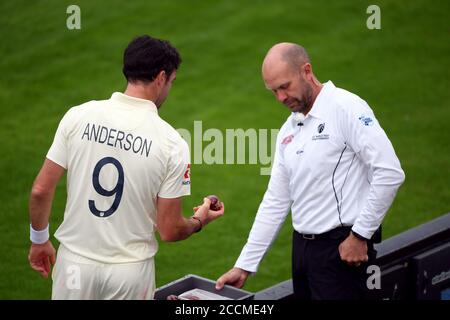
[359,115,374,126]
[182,164,191,185]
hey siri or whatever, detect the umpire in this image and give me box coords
[216,42,405,299]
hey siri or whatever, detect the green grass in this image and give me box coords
[0,0,448,299]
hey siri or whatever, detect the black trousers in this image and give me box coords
[292,227,377,300]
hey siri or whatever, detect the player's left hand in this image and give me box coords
[28,241,56,278]
[338,232,368,267]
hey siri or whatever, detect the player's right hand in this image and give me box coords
[28,241,56,278]
[192,197,224,226]
[215,267,250,290]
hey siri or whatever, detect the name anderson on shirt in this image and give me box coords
[81,123,152,157]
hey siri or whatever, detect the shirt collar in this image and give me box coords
[110,92,158,113]
[305,80,336,120]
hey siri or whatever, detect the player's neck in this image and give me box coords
[124,83,158,104]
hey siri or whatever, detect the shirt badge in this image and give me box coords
[312,123,329,140]
[318,123,325,133]
[281,134,294,145]
[359,115,374,126]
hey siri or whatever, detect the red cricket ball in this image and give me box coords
[207,195,222,211]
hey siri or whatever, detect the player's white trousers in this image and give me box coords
[52,245,155,300]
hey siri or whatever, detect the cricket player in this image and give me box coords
[28,35,224,299]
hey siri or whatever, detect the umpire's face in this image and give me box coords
[262,60,314,114]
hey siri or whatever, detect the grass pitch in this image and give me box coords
[0,0,448,299]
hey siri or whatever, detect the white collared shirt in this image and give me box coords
[235,81,405,273]
[47,92,191,263]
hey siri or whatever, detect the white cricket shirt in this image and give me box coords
[47,92,191,263]
[235,81,405,273]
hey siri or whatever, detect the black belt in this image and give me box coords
[298,226,352,240]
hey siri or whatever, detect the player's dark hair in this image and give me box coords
[123,35,181,83]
